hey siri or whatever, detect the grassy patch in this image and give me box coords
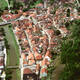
[8,25,20,65]
[7,51,10,66]
[0,0,8,9]
[16,69,21,80]
[0,25,20,80]
[0,17,3,22]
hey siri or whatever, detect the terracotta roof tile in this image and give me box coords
[23,68,33,74]
[41,68,48,74]
[28,52,34,60]
[45,50,52,58]
[28,59,35,65]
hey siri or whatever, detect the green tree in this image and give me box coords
[67,8,70,17]
[60,20,80,80]
[5,68,12,80]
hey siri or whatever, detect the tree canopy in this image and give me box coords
[60,20,80,80]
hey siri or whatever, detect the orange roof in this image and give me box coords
[41,59,50,66]
[36,64,40,71]
[23,60,28,65]
[15,27,20,31]
[33,27,37,32]
[28,22,33,27]
[47,29,54,35]
[26,29,30,33]
[35,52,42,60]
[31,40,35,45]
[28,59,35,65]
[25,48,30,52]
[30,13,36,17]
[40,36,45,40]
[23,68,33,74]
[45,50,52,58]
[36,54,42,60]
[23,12,28,16]
[29,35,33,39]
[33,47,37,52]
[22,53,26,60]
[41,68,48,74]
[28,52,34,60]
[60,27,68,33]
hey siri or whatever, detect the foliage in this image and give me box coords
[30,0,43,8]
[4,38,10,49]
[65,22,70,30]
[23,8,29,12]
[0,0,8,10]
[50,0,55,4]
[60,20,80,80]
[59,67,74,80]
[0,9,3,17]
[5,68,12,80]
[67,8,70,17]
[55,30,61,35]
[41,77,46,80]
[63,3,73,7]
[13,2,23,9]
[51,6,59,15]
[71,20,80,38]
[22,0,43,11]
[46,65,54,80]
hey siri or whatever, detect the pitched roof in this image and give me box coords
[28,59,35,65]
[23,68,33,74]
[22,53,26,60]
[45,50,52,58]
[35,54,42,60]
[28,52,34,60]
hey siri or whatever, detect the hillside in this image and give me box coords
[0,0,8,9]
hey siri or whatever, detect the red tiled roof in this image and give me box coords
[23,68,33,74]
[28,59,35,65]
[45,50,52,58]
[28,52,34,60]
[41,58,50,66]
[41,68,48,74]
[23,60,28,65]
[35,54,42,60]
[23,12,28,16]
[60,27,68,33]
[30,13,36,17]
